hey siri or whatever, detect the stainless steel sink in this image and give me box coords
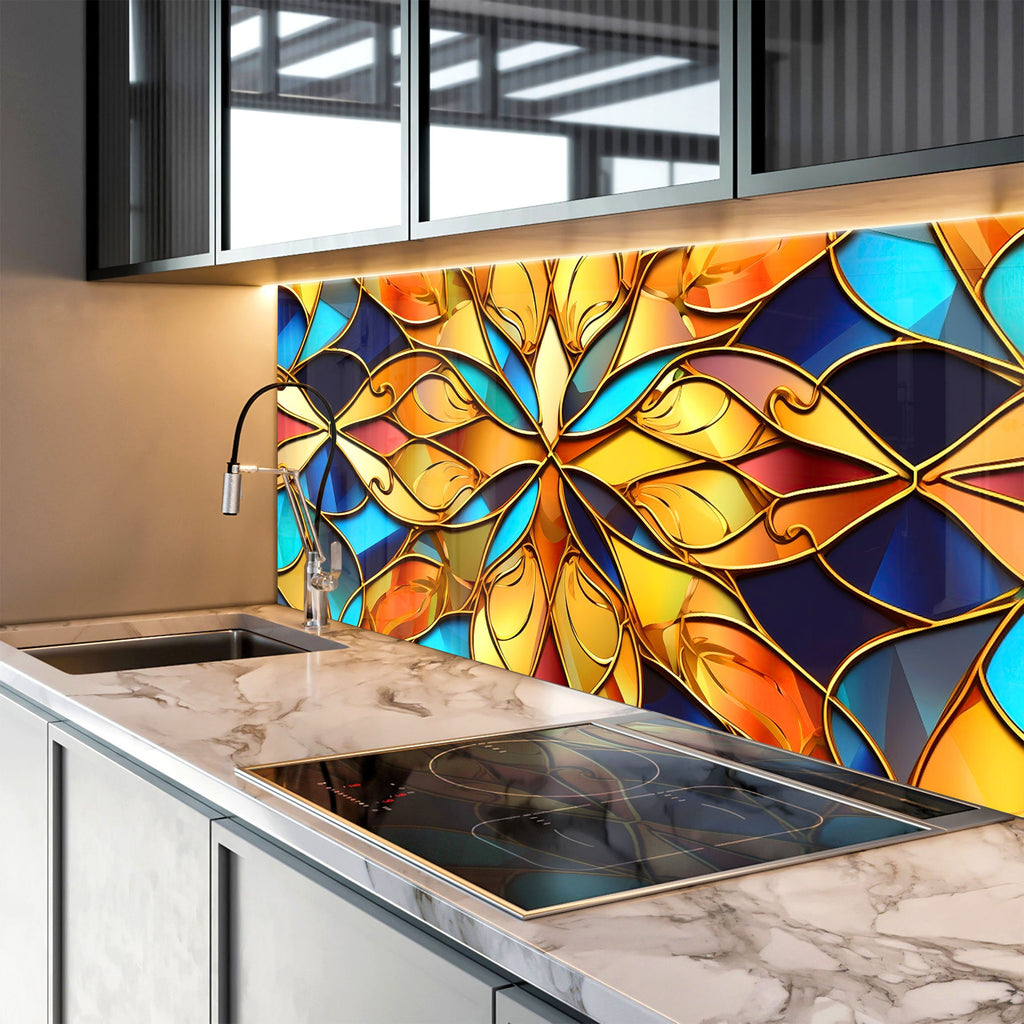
[23,628,327,674]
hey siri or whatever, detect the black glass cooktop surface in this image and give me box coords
[238,722,963,917]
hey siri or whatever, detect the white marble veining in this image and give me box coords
[2,605,1022,1024]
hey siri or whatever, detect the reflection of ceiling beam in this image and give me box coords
[429,0,721,49]
[507,62,721,118]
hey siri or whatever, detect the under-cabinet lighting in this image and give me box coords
[506,55,689,100]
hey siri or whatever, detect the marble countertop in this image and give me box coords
[1,606,1022,1024]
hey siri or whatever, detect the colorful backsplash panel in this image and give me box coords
[276,217,1024,814]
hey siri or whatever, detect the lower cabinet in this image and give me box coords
[496,987,579,1024]
[51,723,222,1024]
[0,686,56,1024]
[0,696,590,1024]
[212,819,507,1024]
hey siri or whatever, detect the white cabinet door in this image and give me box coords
[52,723,222,1024]
[495,986,580,1024]
[212,819,506,1024]
[0,686,56,1024]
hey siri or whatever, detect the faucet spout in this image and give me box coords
[222,382,342,631]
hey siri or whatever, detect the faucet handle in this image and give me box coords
[310,540,343,593]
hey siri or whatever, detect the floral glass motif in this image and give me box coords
[276,217,1024,815]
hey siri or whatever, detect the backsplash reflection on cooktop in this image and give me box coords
[243,723,930,915]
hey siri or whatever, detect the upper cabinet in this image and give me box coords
[86,0,1023,281]
[414,0,731,235]
[738,0,1024,194]
[89,0,214,273]
[222,0,407,258]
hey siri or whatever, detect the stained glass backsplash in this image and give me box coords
[275,217,1024,815]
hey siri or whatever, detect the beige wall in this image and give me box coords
[0,0,279,623]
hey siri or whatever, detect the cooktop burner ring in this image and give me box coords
[427,734,662,799]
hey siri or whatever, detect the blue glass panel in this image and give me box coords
[298,280,359,364]
[334,499,407,578]
[737,557,908,685]
[277,488,303,570]
[446,354,532,431]
[983,236,1024,355]
[342,591,363,625]
[562,486,622,590]
[823,346,1019,464]
[297,349,371,420]
[299,442,365,514]
[484,480,539,569]
[736,262,895,377]
[832,614,1004,780]
[835,228,1012,362]
[985,609,1024,729]
[449,465,534,525]
[561,312,627,422]
[277,288,307,370]
[566,350,681,435]
[418,614,473,659]
[483,322,540,421]
[564,469,669,556]
[829,711,888,776]
[336,292,410,369]
[826,494,1018,620]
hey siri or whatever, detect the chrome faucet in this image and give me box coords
[222,383,342,631]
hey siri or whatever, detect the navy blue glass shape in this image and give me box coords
[736,556,910,685]
[300,442,365,515]
[641,661,720,729]
[823,346,1020,465]
[561,485,623,590]
[278,288,307,370]
[296,349,371,421]
[338,292,411,369]
[825,493,1019,620]
[736,261,895,378]
[564,468,671,556]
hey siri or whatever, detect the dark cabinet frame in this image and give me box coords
[86,0,1023,281]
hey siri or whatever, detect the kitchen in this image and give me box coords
[1,1,1022,1022]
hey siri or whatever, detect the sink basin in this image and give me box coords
[23,628,326,674]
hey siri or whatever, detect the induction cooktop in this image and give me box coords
[238,719,1007,917]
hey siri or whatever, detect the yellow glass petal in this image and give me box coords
[390,442,479,512]
[630,467,768,548]
[481,545,549,675]
[635,376,768,459]
[551,553,622,692]
[914,681,1024,815]
[571,428,700,487]
[551,252,639,354]
[472,261,550,354]
[613,291,692,369]
[533,317,571,445]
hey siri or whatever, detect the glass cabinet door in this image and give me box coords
[224,0,405,253]
[90,0,212,271]
[743,0,1023,191]
[420,0,725,226]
